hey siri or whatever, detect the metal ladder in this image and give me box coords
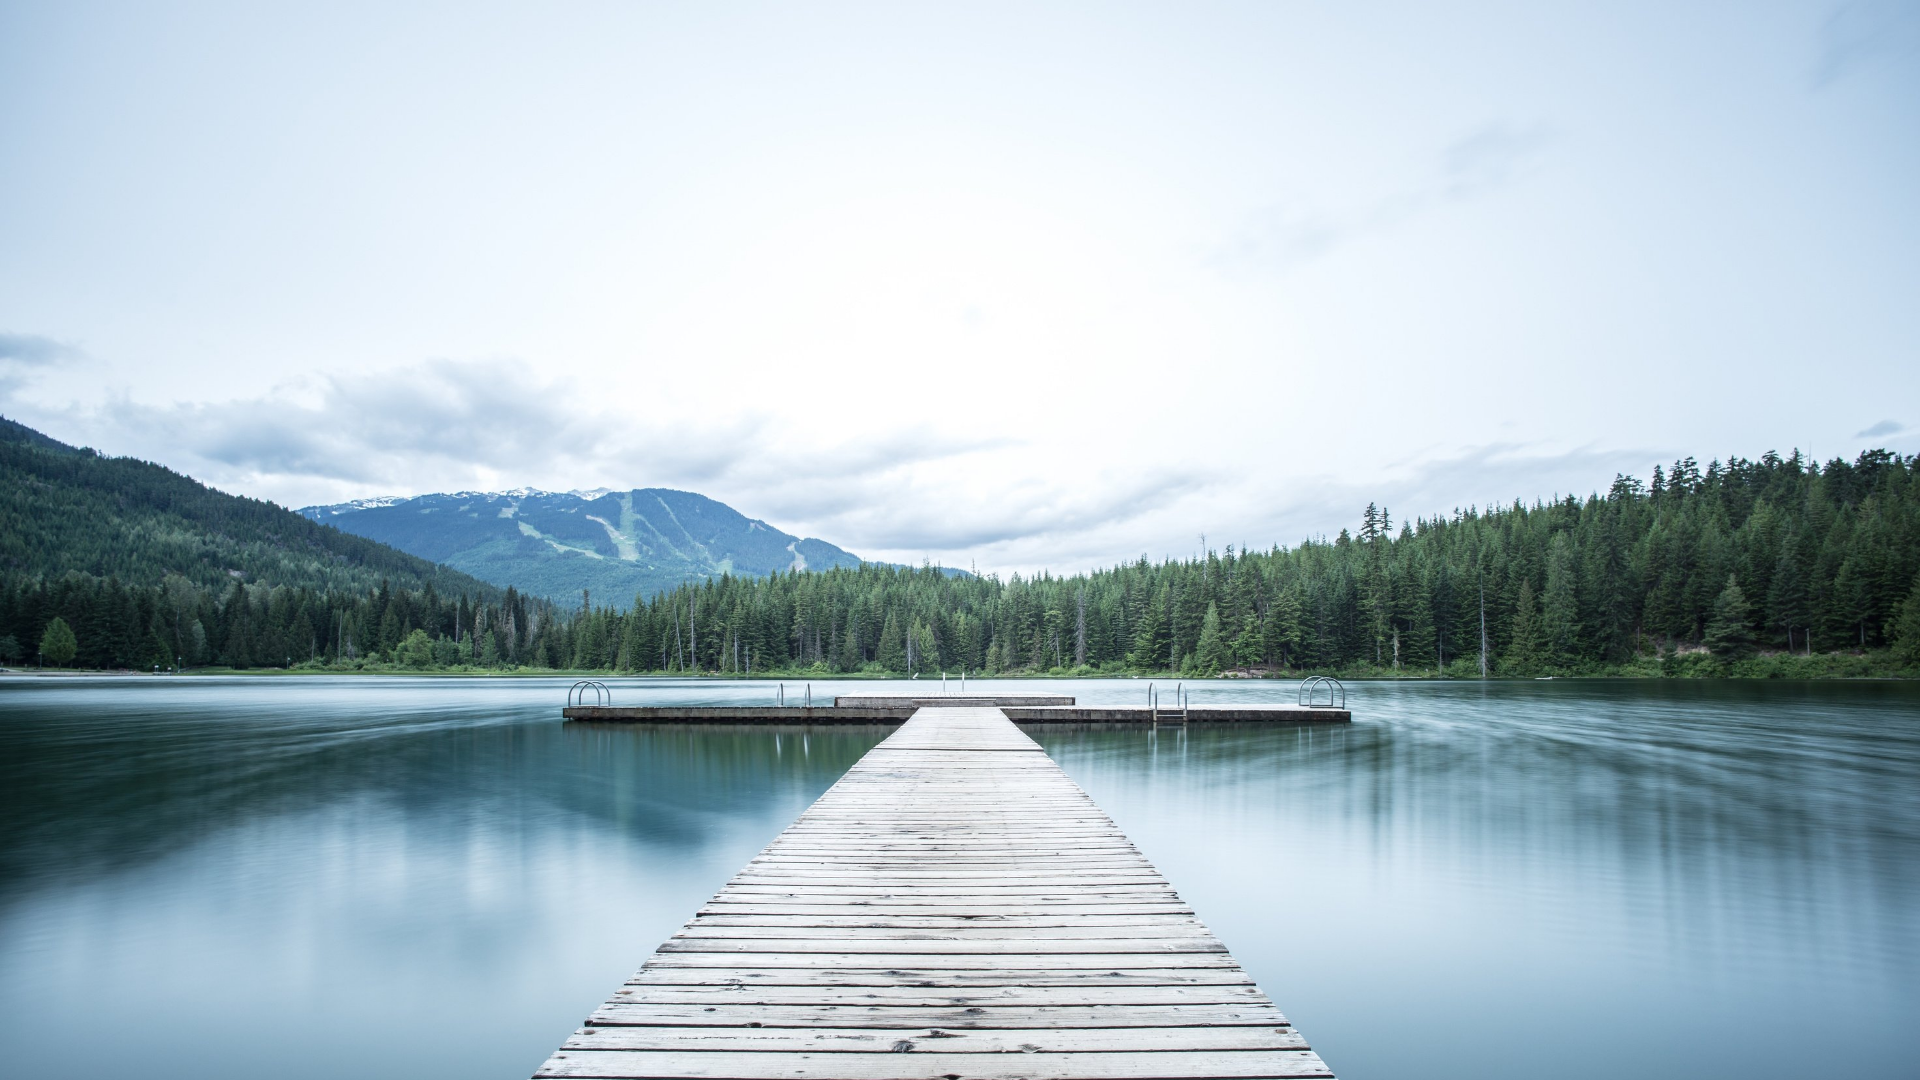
[1147,682,1188,726]
[1298,676,1346,709]
[567,680,611,707]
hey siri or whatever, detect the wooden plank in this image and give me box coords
[534,707,1334,1080]
[639,953,1244,969]
[696,904,1198,916]
[654,938,1228,954]
[673,924,1216,940]
[686,914,1206,929]
[741,861,1156,869]
[606,986,1276,1007]
[761,837,1138,845]
[587,1003,1291,1028]
[714,884,1181,895]
[703,895,1187,905]
[559,1025,1309,1052]
[536,1049,1334,1079]
[625,968,1260,988]
[727,876,1171,886]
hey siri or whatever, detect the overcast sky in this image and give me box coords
[2,1,1916,574]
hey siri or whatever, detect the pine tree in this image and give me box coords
[876,611,906,671]
[1265,581,1303,668]
[913,619,939,673]
[377,604,402,660]
[1541,534,1581,667]
[1890,571,1920,666]
[1128,584,1172,670]
[1766,528,1811,653]
[1703,575,1756,661]
[1195,602,1228,674]
[1506,579,1541,674]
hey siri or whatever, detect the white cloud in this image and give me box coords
[1,5,1915,576]
[0,332,86,365]
[1211,121,1553,274]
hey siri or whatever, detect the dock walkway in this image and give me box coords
[535,706,1334,1079]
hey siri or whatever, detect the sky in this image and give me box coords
[2,1,1916,575]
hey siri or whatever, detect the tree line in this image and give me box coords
[0,573,560,671]
[6,447,1918,676]
[563,449,1920,677]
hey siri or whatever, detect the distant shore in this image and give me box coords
[5,651,1913,682]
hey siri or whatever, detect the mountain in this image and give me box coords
[0,416,499,599]
[299,488,868,603]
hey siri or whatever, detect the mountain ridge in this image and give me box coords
[299,487,869,602]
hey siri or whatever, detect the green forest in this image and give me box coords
[6,438,1918,677]
[0,416,496,599]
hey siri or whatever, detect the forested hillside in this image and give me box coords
[5,436,1917,676]
[1,417,496,597]
[0,416,512,669]
[575,448,1920,677]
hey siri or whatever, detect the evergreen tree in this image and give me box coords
[1887,572,1920,666]
[1541,533,1581,666]
[1128,584,1171,669]
[1265,581,1303,668]
[914,620,940,673]
[1704,576,1757,662]
[1195,602,1228,674]
[1506,579,1541,674]
[377,603,402,659]
[1766,528,1812,653]
[876,611,906,671]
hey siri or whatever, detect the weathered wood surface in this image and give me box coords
[1002,705,1351,723]
[831,694,1077,708]
[534,706,1334,1080]
[561,706,917,723]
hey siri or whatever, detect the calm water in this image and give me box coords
[1,676,1915,1079]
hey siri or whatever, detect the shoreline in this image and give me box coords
[4,664,1914,682]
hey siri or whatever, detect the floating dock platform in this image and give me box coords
[535,706,1335,1079]
[563,693,1351,724]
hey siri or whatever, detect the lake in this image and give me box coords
[1,676,1914,1078]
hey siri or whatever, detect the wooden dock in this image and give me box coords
[562,704,1351,724]
[534,706,1335,1080]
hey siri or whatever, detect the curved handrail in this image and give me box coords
[1298,676,1346,709]
[567,680,611,708]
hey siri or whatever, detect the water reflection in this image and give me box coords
[1,676,1915,1080]
[1031,680,1920,1080]
[0,676,886,1080]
